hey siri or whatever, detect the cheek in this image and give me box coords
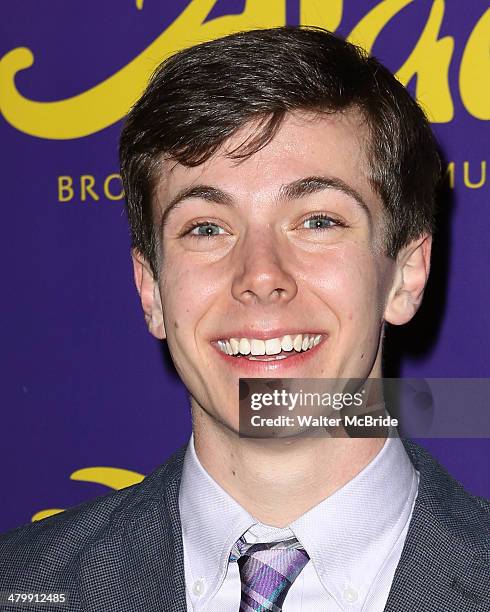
[160,257,223,337]
[307,247,386,357]
[307,247,382,315]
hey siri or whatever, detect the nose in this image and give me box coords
[231,232,298,306]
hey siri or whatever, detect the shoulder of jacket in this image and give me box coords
[0,444,187,587]
[404,439,490,559]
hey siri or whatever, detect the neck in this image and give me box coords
[192,404,385,528]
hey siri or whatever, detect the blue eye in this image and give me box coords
[189,222,225,236]
[302,215,338,230]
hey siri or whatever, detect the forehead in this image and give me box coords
[155,109,380,215]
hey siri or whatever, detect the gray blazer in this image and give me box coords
[1,440,489,611]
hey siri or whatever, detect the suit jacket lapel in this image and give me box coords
[384,441,490,611]
[78,445,188,612]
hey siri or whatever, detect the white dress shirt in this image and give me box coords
[179,433,419,611]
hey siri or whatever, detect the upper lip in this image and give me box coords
[210,329,326,341]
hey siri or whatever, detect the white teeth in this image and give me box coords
[293,334,303,352]
[217,333,323,356]
[265,338,282,355]
[239,338,251,355]
[250,339,266,356]
[281,335,293,351]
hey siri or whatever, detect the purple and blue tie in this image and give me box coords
[229,535,310,611]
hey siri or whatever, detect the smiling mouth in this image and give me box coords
[214,333,324,361]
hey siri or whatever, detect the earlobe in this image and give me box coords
[384,235,432,326]
[131,249,166,339]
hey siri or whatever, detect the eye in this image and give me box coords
[187,222,226,237]
[301,214,343,230]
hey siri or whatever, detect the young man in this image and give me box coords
[1,27,489,612]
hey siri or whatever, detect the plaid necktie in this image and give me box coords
[229,535,310,611]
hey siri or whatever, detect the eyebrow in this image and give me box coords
[159,185,233,232]
[280,176,370,215]
[159,175,370,231]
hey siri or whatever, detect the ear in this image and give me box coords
[131,249,166,339]
[384,234,432,326]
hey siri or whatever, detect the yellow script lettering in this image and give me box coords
[460,9,490,120]
[0,0,285,139]
[2,0,488,138]
[300,0,343,31]
[70,466,144,489]
[349,0,454,123]
[31,467,145,522]
[395,0,454,122]
[348,0,413,53]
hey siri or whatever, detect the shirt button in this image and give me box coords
[192,578,206,596]
[343,587,358,603]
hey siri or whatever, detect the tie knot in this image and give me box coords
[230,536,310,611]
[230,535,307,561]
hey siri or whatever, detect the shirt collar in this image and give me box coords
[178,433,255,601]
[179,431,418,607]
[290,431,418,607]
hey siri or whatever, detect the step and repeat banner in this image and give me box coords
[1,0,489,534]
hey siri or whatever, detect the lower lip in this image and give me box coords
[211,338,326,373]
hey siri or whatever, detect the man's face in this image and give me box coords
[145,110,410,430]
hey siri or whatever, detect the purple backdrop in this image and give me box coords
[1,0,489,534]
